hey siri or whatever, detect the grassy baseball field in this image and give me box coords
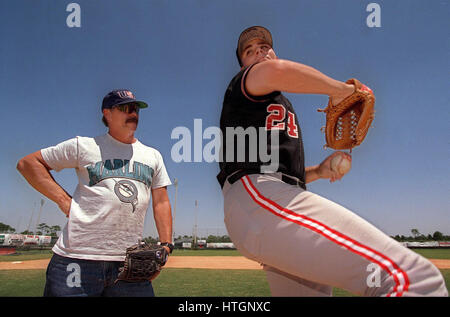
[0,248,448,297]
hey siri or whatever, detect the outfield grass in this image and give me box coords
[172,249,242,256]
[0,249,242,262]
[410,248,450,260]
[1,248,449,262]
[0,249,53,262]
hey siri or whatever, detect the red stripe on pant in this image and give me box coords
[240,175,410,297]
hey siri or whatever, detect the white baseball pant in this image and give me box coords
[222,173,447,297]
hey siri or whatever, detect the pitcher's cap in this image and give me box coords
[236,26,273,66]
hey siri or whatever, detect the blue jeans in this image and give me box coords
[43,253,155,297]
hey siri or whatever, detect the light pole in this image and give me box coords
[27,202,36,234]
[173,178,178,243]
[35,199,45,234]
[193,200,198,248]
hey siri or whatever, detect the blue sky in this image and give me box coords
[0,0,448,239]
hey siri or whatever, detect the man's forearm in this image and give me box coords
[153,201,173,243]
[17,151,72,214]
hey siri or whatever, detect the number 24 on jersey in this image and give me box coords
[265,104,299,138]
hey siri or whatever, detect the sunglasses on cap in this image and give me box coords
[112,103,140,114]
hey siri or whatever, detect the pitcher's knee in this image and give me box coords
[401,259,448,297]
[364,258,447,297]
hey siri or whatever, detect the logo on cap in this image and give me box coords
[102,89,148,111]
[117,90,135,99]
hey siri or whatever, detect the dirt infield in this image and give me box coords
[429,259,450,269]
[0,257,449,270]
[0,256,261,270]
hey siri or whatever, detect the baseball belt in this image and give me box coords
[227,169,305,189]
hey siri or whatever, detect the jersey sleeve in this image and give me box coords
[233,64,280,103]
[151,150,172,189]
[40,137,79,172]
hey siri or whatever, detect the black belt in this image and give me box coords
[227,170,305,189]
[227,170,259,184]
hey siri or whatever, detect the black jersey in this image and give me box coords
[217,63,306,188]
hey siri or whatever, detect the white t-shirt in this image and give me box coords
[41,133,172,261]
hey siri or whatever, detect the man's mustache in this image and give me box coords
[126,117,138,124]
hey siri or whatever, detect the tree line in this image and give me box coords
[2,222,447,243]
[391,229,449,242]
[144,235,232,244]
[0,222,61,237]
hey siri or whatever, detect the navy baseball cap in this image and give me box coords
[102,89,148,111]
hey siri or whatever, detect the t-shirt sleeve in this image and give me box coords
[40,137,79,172]
[151,150,172,189]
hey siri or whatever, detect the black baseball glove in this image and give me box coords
[115,241,168,283]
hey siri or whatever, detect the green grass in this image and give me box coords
[153,269,270,296]
[2,248,448,261]
[0,249,53,262]
[0,248,448,297]
[410,248,450,260]
[171,249,242,256]
[0,268,448,297]
[0,249,242,261]
[0,269,46,296]
[0,268,271,297]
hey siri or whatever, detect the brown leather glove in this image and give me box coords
[318,78,375,150]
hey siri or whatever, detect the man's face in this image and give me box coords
[240,38,277,67]
[104,103,140,132]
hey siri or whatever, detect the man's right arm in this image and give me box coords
[245,59,355,105]
[17,151,72,217]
